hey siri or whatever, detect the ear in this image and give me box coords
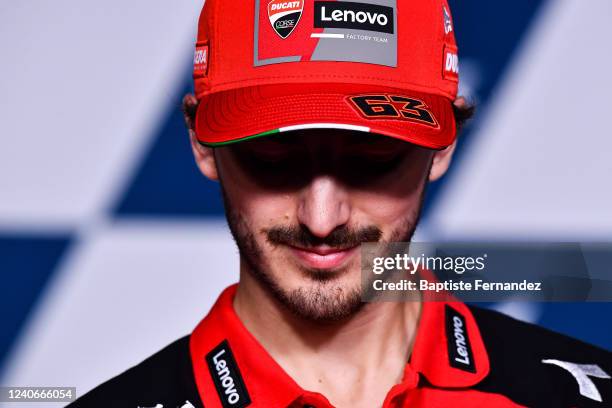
[428,140,456,182]
[182,94,219,181]
[428,97,465,182]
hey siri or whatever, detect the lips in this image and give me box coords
[288,245,359,269]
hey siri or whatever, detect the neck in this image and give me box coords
[233,263,422,408]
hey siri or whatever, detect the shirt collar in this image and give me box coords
[190,284,490,407]
[409,299,490,388]
[191,285,304,408]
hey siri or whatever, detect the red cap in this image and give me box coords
[193,0,459,149]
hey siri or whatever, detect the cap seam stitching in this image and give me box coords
[213,0,221,80]
[202,77,454,98]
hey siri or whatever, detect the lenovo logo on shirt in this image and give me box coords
[314,1,394,34]
[445,306,476,372]
[206,340,251,407]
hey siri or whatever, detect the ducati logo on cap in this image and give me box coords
[268,0,304,39]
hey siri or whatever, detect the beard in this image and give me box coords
[220,184,427,323]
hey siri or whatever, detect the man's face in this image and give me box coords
[212,130,435,321]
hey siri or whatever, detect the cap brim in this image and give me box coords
[195,83,456,149]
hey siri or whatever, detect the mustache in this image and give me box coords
[266,224,382,249]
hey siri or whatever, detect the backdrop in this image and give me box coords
[1,1,611,406]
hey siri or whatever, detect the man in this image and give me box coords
[69,0,611,407]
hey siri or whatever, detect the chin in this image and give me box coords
[280,280,364,322]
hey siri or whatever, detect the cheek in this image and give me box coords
[246,195,294,231]
[350,162,429,231]
[352,189,422,228]
[226,182,295,234]
[218,151,296,231]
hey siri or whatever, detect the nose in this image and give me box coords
[297,175,351,238]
